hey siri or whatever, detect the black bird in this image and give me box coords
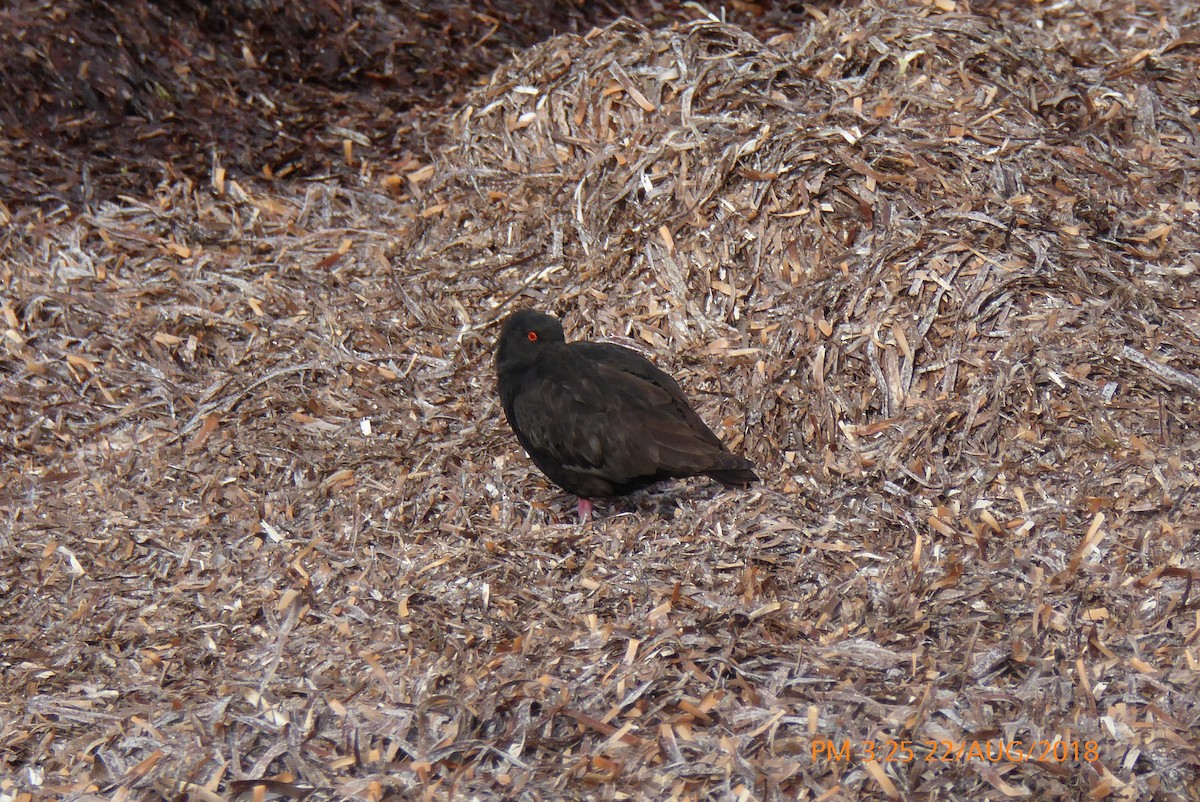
[495,309,758,519]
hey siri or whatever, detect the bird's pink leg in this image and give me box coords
[577,497,593,522]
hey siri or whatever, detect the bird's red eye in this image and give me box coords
[527,331,538,342]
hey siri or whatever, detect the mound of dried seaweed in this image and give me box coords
[3,1,1198,800]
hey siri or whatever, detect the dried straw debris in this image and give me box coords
[3,1,1199,800]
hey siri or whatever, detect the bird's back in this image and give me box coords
[502,340,758,497]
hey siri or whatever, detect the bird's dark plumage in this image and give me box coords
[495,309,758,512]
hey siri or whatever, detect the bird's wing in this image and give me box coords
[509,343,729,484]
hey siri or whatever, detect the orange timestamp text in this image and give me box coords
[812,738,1100,764]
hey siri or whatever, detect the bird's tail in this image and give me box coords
[705,454,759,486]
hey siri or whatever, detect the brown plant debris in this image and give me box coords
[3,1,1200,800]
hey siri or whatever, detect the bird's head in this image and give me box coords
[495,308,567,372]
